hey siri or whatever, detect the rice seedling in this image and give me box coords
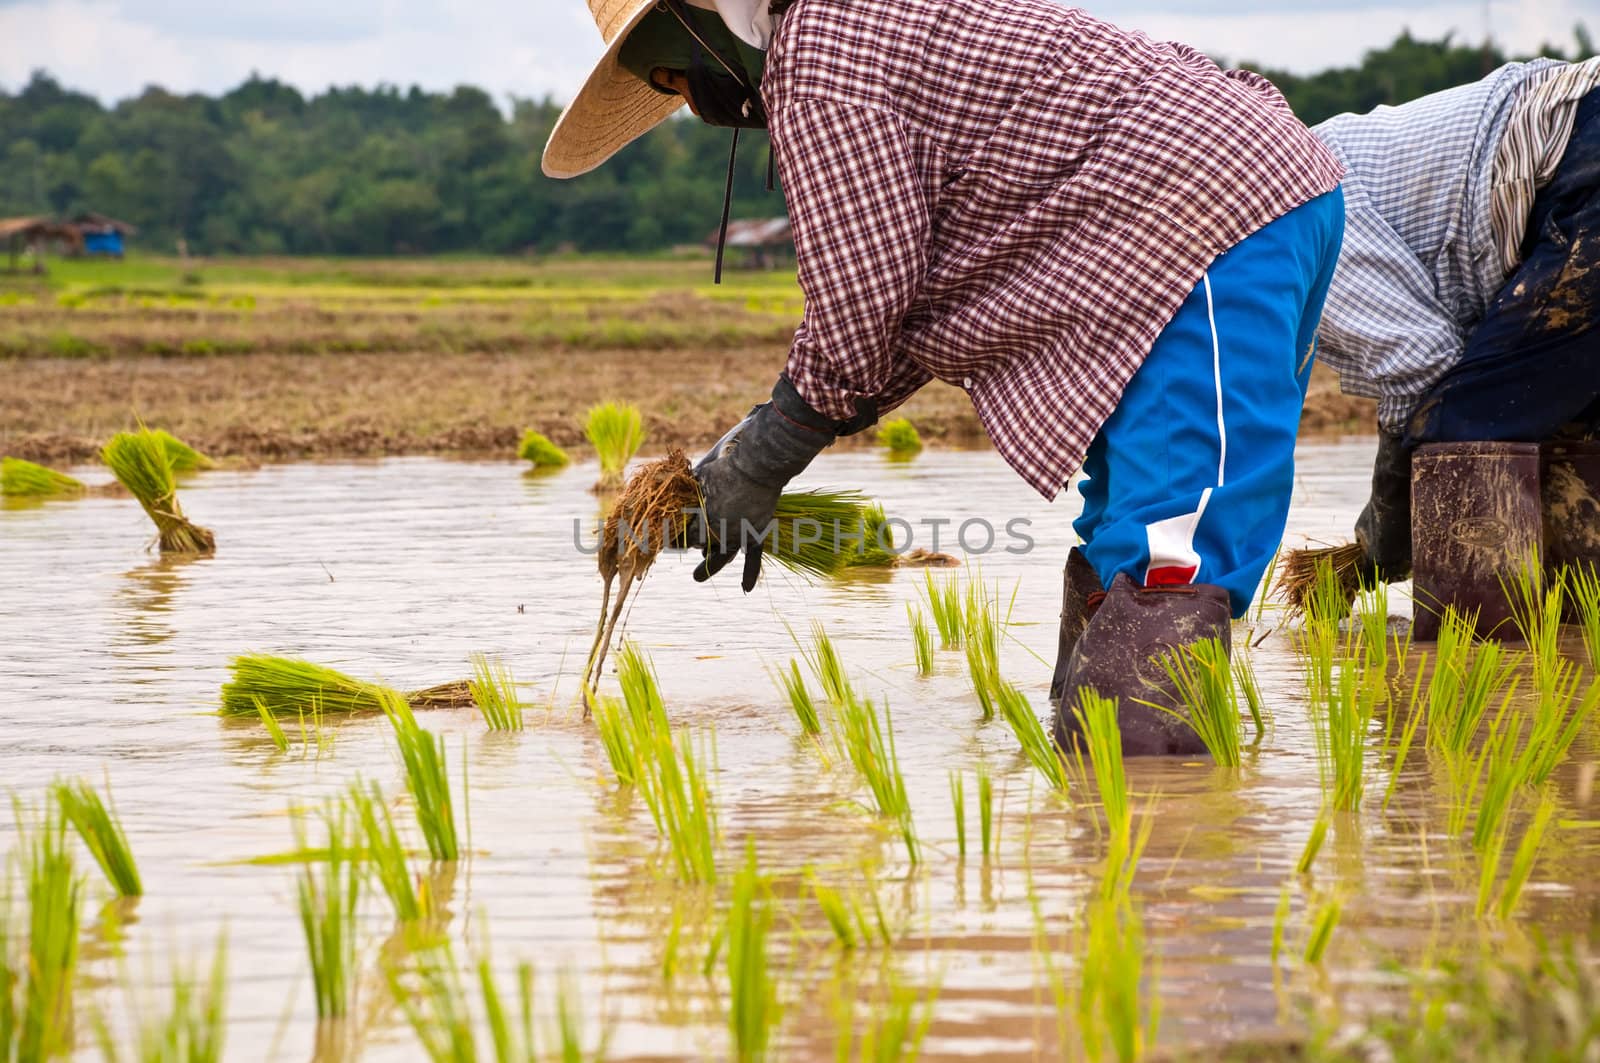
[996,683,1070,795]
[1270,885,1292,973]
[875,416,923,455]
[387,942,545,1063]
[93,935,228,1063]
[1077,895,1156,1063]
[381,690,460,863]
[584,401,645,490]
[517,428,570,469]
[1353,578,1394,692]
[219,654,465,717]
[1505,557,1564,689]
[1234,655,1267,742]
[1569,562,1600,671]
[150,429,214,473]
[801,622,853,710]
[16,802,82,1062]
[52,777,142,897]
[294,804,364,1019]
[963,582,1002,719]
[836,694,920,865]
[949,772,966,859]
[100,428,215,553]
[0,456,85,498]
[1379,662,1429,811]
[347,780,425,926]
[1073,691,1135,882]
[1309,657,1375,812]
[1154,637,1245,767]
[1275,541,1366,618]
[833,967,938,1063]
[777,659,822,737]
[726,845,777,1062]
[1486,793,1558,921]
[254,695,289,752]
[977,764,994,862]
[907,606,933,677]
[1426,615,1520,756]
[467,653,523,732]
[1297,809,1330,875]
[922,571,963,649]
[1303,893,1343,965]
[770,489,890,576]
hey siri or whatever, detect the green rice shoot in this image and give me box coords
[777,659,822,737]
[845,502,898,568]
[800,622,853,710]
[254,695,290,752]
[1504,557,1563,692]
[769,489,888,578]
[584,401,645,490]
[836,694,920,865]
[1154,637,1245,767]
[949,771,967,859]
[963,581,1002,719]
[996,683,1070,795]
[1426,612,1520,756]
[1234,655,1267,741]
[726,844,778,1062]
[0,457,85,498]
[1073,691,1134,886]
[220,654,461,718]
[977,764,994,862]
[908,605,934,677]
[1309,653,1376,812]
[387,942,544,1063]
[922,571,964,649]
[1077,895,1156,1063]
[293,804,363,1019]
[467,652,524,732]
[1297,810,1330,875]
[1568,563,1600,671]
[347,780,426,927]
[380,690,460,862]
[1303,894,1343,965]
[100,428,215,553]
[17,801,83,1062]
[875,416,923,455]
[151,429,214,473]
[93,934,229,1063]
[517,428,570,469]
[52,777,142,897]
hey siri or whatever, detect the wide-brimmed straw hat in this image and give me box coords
[542,0,687,179]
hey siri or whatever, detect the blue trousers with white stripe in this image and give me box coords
[1073,187,1346,617]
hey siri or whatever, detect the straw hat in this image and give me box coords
[542,0,687,179]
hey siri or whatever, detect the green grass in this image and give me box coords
[16,803,83,1062]
[837,694,920,865]
[996,683,1070,795]
[584,401,645,490]
[381,690,461,863]
[907,606,933,677]
[922,571,963,649]
[726,845,777,1062]
[875,417,923,455]
[150,429,214,473]
[1155,637,1245,766]
[777,659,822,738]
[517,428,570,469]
[347,780,426,927]
[294,804,364,1020]
[100,428,215,553]
[0,457,85,498]
[467,653,523,732]
[52,777,142,897]
[94,935,228,1063]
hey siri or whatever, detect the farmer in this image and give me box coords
[544,0,1346,755]
[1313,57,1600,587]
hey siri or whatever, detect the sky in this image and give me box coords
[0,0,1587,106]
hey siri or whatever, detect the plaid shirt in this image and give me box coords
[764,0,1343,498]
[1313,60,1565,433]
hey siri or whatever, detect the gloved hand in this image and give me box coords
[688,375,876,591]
[1354,429,1413,583]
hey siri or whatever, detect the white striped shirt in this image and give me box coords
[1313,60,1578,432]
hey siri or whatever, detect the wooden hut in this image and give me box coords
[0,217,84,273]
[704,217,793,270]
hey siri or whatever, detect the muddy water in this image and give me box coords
[3,437,1598,1060]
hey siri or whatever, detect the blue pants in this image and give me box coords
[1406,87,1600,445]
[1073,187,1346,617]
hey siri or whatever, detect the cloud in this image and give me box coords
[0,0,1587,106]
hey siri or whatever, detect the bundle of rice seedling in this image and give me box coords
[1274,542,1367,618]
[584,401,645,491]
[1,457,86,498]
[875,417,923,456]
[517,428,570,469]
[100,429,215,554]
[580,449,885,693]
[219,654,476,717]
[151,429,214,473]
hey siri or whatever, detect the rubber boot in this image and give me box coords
[1541,441,1600,599]
[1050,574,1231,757]
[1410,441,1542,641]
[1047,548,1104,706]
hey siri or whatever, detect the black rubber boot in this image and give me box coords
[1047,548,1104,706]
[1354,430,1414,583]
[1050,574,1231,758]
[1410,441,1542,640]
[1541,440,1600,586]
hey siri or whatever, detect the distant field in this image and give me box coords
[0,254,1372,465]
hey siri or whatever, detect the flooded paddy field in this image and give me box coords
[4,438,1599,1060]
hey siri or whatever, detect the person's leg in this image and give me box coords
[1076,187,1346,618]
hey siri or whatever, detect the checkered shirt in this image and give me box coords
[764,0,1343,498]
[1313,60,1565,433]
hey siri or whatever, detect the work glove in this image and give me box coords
[688,375,875,592]
[1353,429,1413,583]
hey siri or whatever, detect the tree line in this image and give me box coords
[0,27,1591,256]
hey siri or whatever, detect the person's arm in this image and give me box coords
[771,98,932,420]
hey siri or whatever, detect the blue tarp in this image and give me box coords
[83,230,123,256]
